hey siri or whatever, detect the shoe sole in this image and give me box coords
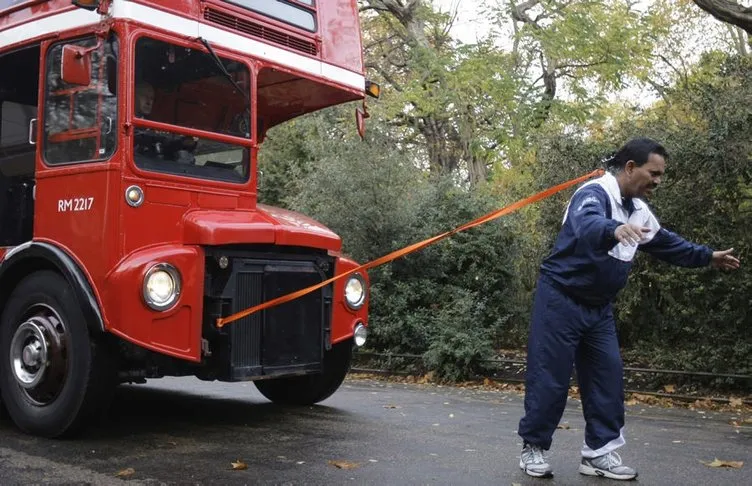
[520,460,553,478]
[579,463,638,480]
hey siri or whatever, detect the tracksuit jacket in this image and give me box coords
[518,171,712,457]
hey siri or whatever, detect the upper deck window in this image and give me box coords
[223,0,317,32]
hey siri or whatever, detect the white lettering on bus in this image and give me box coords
[57,197,94,212]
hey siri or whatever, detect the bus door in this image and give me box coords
[0,43,40,249]
[33,33,119,277]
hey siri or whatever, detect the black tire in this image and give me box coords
[254,340,353,405]
[0,270,116,438]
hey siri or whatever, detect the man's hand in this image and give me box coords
[614,224,651,246]
[711,248,741,270]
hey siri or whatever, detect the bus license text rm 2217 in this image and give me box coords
[58,197,94,212]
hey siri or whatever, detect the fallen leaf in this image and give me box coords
[483,378,492,387]
[700,458,744,469]
[417,372,435,384]
[557,423,571,430]
[328,460,360,470]
[625,399,638,406]
[231,460,248,470]
[694,399,713,409]
[383,404,400,409]
[663,384,676,393]
[115,468,135,478]
[729,397,743,408]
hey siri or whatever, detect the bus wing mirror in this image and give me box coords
[61,44,93,86]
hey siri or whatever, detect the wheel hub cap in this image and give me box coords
[11,321,49,388]
[22,340,44,367]
[8,306,68,404]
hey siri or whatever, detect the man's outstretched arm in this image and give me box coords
[640,227,740,269]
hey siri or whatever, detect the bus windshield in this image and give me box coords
[133,37,251,183]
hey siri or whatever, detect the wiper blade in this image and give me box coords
[198,37,251,110]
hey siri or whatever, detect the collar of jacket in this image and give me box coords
[600,171,643,214]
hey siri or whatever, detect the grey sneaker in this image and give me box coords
[519,443,553,478]
[579,451,638,480]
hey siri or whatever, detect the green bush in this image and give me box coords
[527,53,752,376]
[255,53,752,384]
[260,115,522,380]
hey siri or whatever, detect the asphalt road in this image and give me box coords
[0,376,749,485]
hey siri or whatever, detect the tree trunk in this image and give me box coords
[693,0,752,34]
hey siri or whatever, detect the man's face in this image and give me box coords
[625,152,665,199]
[137,85,155,116]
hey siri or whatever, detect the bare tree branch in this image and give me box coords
[365,62,405,91]
[726,24,750,55]
[510,0,541,24]
[645,78,671,106]
[656,53,688,85]
[556,60,609,71]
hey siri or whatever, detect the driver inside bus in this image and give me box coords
[135,82,155,118]
[134,81,197,163]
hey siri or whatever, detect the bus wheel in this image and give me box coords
[0,271,115,437]
[254,340,353,405]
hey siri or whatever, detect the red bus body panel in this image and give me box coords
[0,0,369,364]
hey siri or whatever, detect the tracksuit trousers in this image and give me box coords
[518,275,626,458]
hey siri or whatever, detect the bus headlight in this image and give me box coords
[344,274,366,310]
[143,263,181,311]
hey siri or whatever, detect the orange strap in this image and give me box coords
[216,168,605,328]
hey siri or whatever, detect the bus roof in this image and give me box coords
[0,0,365,94]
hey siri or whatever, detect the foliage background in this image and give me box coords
[257,1,752,386]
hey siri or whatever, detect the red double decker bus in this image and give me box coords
[0,0,375,437]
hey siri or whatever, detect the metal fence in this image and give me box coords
[351,351,752,406]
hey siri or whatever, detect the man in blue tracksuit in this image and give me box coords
[517,138,740,480]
